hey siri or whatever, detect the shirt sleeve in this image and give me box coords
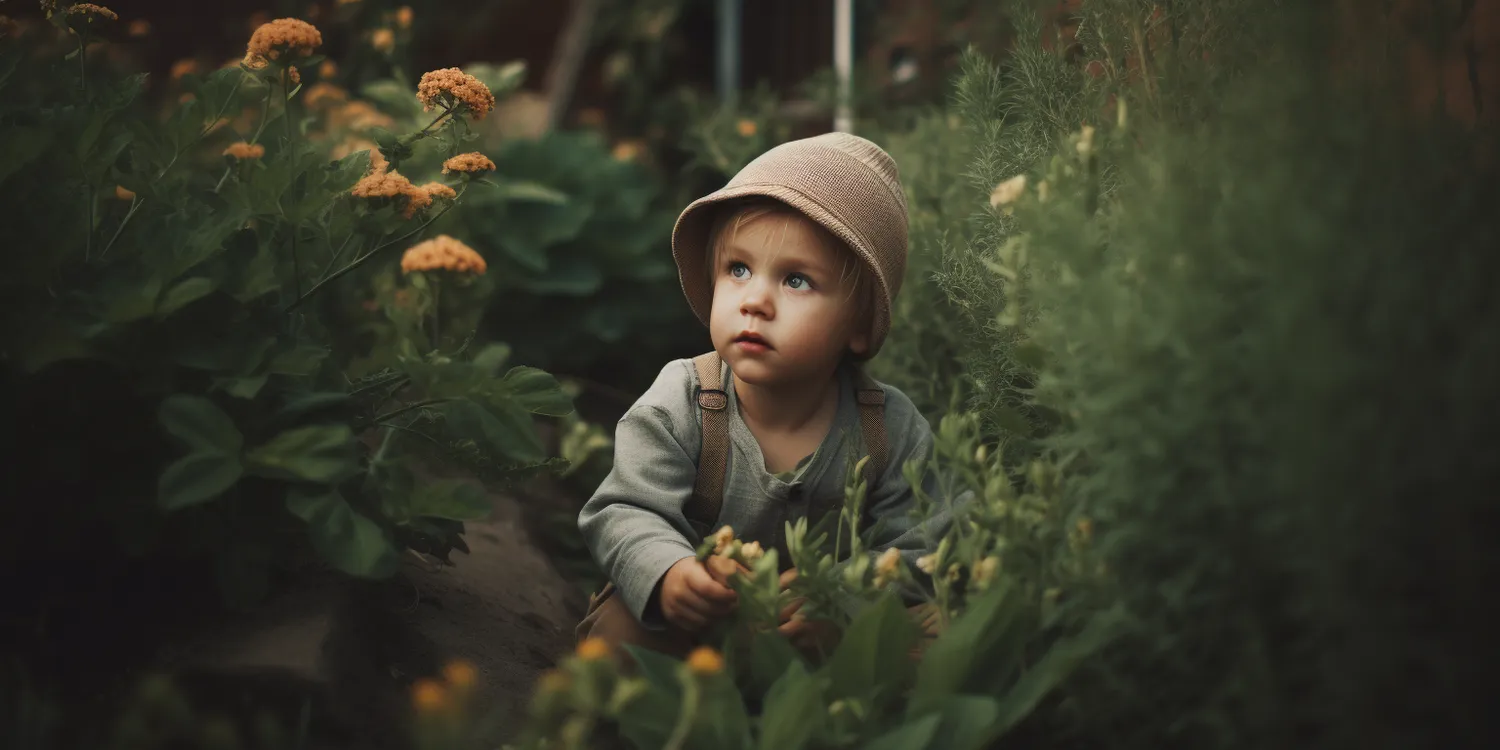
[577,389,702,628]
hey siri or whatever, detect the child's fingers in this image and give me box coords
[688,567,739,604]
[665,599,709,630]
[779,567,799,588]
[779,596,807,623]
[777,612,809,638]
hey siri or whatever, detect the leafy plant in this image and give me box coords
[1,10,572,605]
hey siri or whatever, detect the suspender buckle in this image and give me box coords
[697,387,728,410]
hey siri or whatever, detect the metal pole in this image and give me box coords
[833,0,854,132]
[717,0,742,104]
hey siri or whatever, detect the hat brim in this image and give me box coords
[671,182,893,356]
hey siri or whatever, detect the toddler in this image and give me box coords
[576,132,948,658]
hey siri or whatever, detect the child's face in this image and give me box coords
[708,209,869,388]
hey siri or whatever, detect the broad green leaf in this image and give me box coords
[272,392,351,425]
[406,479,491,521]
[746,629,802,697]
[99,274,165,324]
[245,425,357,483]
[269,345,330,376]
[158,452,242,510]
[758,661,825,750]
[909,581,1031,716]
[860,714,942,750]
[214,374,269,400]
[471,342,511,374]
[443,399,545,464]
[285,489,398,578]
[233,247,280,302]
[927,695,1002,750]
[158,395,244,455]
[499,366,574,416]
[826,593,919,704]
[981,606,1124,743]
[155,277,216,319]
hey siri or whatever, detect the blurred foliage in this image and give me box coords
[0,7,572,610]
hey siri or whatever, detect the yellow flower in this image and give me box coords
[611,140,643,162]
[915,553,938,575]
[170,59,199,81]
[319,59,337,79]
[442,660,477,690]
[400,235,486,274]
[371,28,394,53]
[66,4,117,22]
[244,17,322,68]
[396,6,413,29]
[537,668,571,694]
[735,119,757,137]
[222,141,266,160]
[410,678,447,714]
[421,182,457,201]
[440,152,496,176]
[873,547,902,586]
[711,525,734,555]
[971,556,1000,589]
[575,637,609,661]
[417,68,496,120]
[127,19,149,36]
[685,647,723,676]
[989,174,1027,209]
[739,540,764,563]
[114,185,135,201]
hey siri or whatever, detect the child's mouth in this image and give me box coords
[733,332,772,352]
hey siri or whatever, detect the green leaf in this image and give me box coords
[909,581,1032,716]
[269,345,330,376]
[443,399,545,464]
[285,489,399,578]
[155,277,217,319]
[927,695,1002,750]
[99,273,165,324]
[471,342,511,374]
[758,661,825,750]
[746,629,802,697]
[826,593,919,704]
[406,479,491,521]
[213,374,269,400]
[861,713,942,750]
[490,179,569,204]
[158,452,242,510]
[245,425,357,483]
[233,246,280,302]
[981,607,1124,742]
[272,392,352,424]
[499,366,575,416]
[159,395,244,455]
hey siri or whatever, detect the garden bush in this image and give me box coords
[1,7,572,609]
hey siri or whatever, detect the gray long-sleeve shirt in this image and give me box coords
[578,357,951,625]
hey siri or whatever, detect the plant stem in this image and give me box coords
[319,233,356,278]
[250,85,275,146]
[76,36,87,98]
[83,190,95,260]
[373,398,452,424]
[282,67,294,144]
[98,196,143,260]
[285,201,458,312]
[429,277,441,347]
[348,372,410,400]
[290,224,303,298]
[661,680,700,750]
[212,166,232,194]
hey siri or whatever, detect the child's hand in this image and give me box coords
[775,568,841,653]
[660,557,738,632]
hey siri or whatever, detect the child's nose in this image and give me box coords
[739,279,774,318]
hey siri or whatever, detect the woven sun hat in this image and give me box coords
[670,131,910,356]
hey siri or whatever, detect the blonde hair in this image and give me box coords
[705,198,876,324]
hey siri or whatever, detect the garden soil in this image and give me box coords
[149,488,588,749]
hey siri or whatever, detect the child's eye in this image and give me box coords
[729,262,750,279]
[785,273,812,290]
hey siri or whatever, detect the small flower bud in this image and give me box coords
[686,647,724,676]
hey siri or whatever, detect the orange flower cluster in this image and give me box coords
[416,68,495,120]
[371,28,394,53]
[223,141,266,160]
[420,182,457,201]
[395,6,414,29]
[441,152,495,175]
[170,59,199,80]
[67,4,117,21]
[244,18,322,68]
[351,170,430,218]
[287,65,301,85]
[400,235,486,275]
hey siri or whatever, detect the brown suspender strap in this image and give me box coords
[853,366,888,489]
[686,352,729,533]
